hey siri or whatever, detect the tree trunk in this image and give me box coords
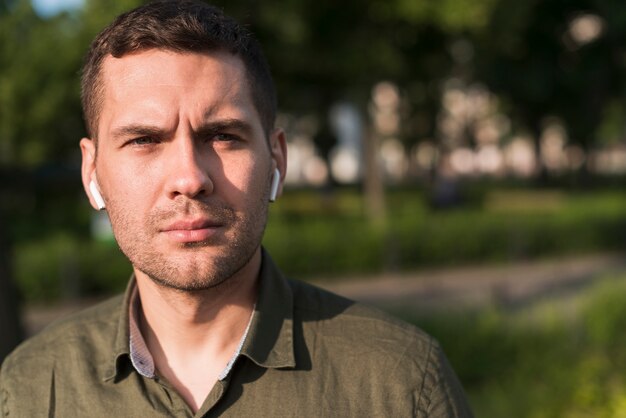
[363,127,386,223]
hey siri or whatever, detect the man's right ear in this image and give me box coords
[80,138,105,210]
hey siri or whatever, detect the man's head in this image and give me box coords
[81,0,277,140]
[79,1,286,292]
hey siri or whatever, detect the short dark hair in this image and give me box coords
[81,0,276,139]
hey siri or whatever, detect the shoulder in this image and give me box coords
[288,278,438,375]
[1,294,123,380]
[0,295,125,415]
[287,279,473,417]
[289,278,432,348]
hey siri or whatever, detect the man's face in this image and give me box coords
[80,49,285,291]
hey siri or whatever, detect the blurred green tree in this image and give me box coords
[0,0,143,350]
[476,0,626,178]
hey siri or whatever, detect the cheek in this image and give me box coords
[101,163,157,215]
[222,154,269,195]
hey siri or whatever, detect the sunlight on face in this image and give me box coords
[86,50,275,291]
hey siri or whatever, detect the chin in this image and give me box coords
[146,270,229,292]
[138,253,249,291]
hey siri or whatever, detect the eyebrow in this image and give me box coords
[110,118,254,142]
[110,124,164,141]
[194,118,254,139]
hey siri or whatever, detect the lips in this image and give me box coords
[161,218,222,243]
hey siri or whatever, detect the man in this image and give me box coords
[0,1,473,416]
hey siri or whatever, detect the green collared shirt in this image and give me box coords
[0,252,473,417]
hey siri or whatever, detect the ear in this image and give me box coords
[269,128,287,200]
[80,137,104,210]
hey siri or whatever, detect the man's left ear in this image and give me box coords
[269,128,287,202]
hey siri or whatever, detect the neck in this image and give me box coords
[133,248,261,411]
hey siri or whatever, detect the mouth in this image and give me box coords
[160,218,223,243]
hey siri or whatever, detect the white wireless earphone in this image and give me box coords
[269,168,281,202]
[89,180,106,210]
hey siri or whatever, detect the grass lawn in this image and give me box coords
[392,273,626,417]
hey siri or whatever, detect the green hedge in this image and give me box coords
[13,188,626,301]
[264,189,626,278]
[15,234,130,301]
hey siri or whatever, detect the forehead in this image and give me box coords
[96,49,259,137]
[101,48,246,85]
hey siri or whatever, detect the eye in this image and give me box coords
[212,133,239,142]
[129,136,158,146]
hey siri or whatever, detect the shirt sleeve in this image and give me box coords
[0,352,55,416]
[0,361,11,417]
[416,339,475,418]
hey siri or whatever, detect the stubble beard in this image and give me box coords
[107,197,268,293]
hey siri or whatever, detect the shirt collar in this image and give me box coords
[102,277,135,382]
[128,285,155,378]
[103,248,296,382]
[238,249,296,370]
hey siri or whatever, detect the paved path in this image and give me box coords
[313,252,626,312]
[23,252,626,334]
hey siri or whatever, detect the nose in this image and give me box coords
[164,137,213,200]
